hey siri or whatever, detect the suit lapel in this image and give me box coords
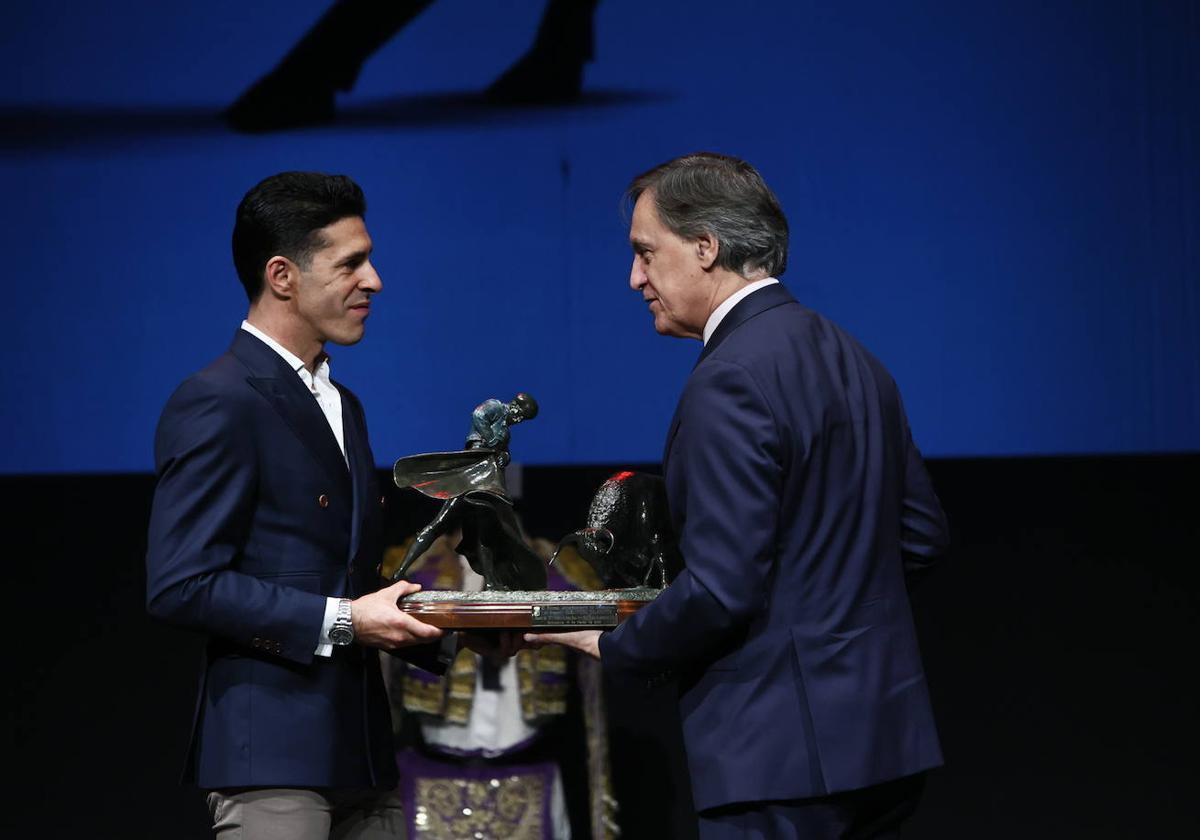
[232,330,351,492]
[664,283,797,474]
[340,386,368,562]
[695,282,796,368]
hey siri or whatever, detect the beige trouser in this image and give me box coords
[206,788,407,840]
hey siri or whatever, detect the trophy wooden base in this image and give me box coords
[397,587,660,630]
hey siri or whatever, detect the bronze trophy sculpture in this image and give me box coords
[552,470,681,588]
[392,393,546,591]
[392,395,665,629]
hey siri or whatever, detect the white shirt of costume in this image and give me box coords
[420,555,571,838]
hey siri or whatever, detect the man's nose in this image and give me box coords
[360,261,383,293]
[629,256,645,291]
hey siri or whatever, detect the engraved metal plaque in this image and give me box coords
[530,603,619,627]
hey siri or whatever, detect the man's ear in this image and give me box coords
[263,255,296,298]
[695,230,719,270]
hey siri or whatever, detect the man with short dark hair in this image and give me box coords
[528,153,949,838]
[147,171,447,839]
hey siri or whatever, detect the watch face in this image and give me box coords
[330,625,354,645]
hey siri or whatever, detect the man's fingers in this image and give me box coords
[395,612,444,640]
[388,579,422,599]
[522,630,602,659]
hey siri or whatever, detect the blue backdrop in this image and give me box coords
[1,0,1196,472]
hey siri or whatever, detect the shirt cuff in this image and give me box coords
[315,596,339,657]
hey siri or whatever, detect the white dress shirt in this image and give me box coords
[702,277,780,345]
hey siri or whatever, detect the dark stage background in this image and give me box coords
[3,455,1198,837]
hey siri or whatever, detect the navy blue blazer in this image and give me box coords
[146,329,435,790]
[600,283,948,810]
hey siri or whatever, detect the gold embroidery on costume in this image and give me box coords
[444,649,478,724]
[401,671,448,716]
[412,774,545,839]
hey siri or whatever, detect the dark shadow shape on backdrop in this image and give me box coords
[0,90,670,153]
[227,0,602,132]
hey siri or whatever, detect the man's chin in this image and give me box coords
[653,318,687,339]
[326,327,367,346]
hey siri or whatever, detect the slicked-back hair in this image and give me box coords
[626,152,789,279]
[232,172,367,301]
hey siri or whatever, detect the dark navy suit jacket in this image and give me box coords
[600,283,949,811]
[146,329,438,790]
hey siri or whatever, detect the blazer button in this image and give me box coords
[379,495,387,508]
[348,564,356,576]
[318,494,330,508]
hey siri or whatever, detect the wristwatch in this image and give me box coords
[329,598,355,646]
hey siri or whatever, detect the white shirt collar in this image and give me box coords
[240,320,346,464]
[702,278,780,345]
[240,320,331,387]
